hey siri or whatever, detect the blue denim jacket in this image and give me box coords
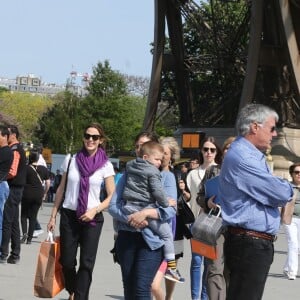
[108,171,177,250]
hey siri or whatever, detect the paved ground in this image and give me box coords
[0,203,298,300]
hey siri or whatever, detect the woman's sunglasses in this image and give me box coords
[83,133,101,141]
[202,147,216,153]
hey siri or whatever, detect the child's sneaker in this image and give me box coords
[164,268,185,283]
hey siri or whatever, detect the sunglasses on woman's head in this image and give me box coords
[83,133,101,141]
[202,147,216,153]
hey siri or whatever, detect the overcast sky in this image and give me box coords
[1,0,154,84]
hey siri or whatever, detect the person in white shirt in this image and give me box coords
[47,122,115,300]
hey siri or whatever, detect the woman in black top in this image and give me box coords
[21,151,50,244]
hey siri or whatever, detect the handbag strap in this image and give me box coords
[30,165,43,186]
[62,154,73,204]
[208,204,221,218]
[46,231,55,243]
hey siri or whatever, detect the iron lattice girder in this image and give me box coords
[143,0,300,130]
[239,0,300,128]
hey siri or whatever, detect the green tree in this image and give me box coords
[36,62,147,153]
[0,87,9,94]
[36,91,83,153]
[87,60,127,98]
[0,91,53,141]
[161,1,249,126]
[80,94,146,152]
[82,60,146,151]
[187,1,249,126]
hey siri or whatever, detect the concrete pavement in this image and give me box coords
[0,203,298,300]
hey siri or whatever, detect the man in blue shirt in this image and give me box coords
[219,104,294,300]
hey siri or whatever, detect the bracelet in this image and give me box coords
[96,206,101,214]
[51,215,56,219]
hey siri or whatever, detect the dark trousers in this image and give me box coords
[20,200,40,240]
[0,186,23,258]
[59,208,103,300]
[116,230,163,300]
[224,233,274,300]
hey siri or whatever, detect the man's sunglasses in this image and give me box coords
[293,171,300,175]
[83,133,101,141]
[257,123,276,133]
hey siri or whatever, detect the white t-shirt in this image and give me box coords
[186,167,206,218]
[61,153,114,211]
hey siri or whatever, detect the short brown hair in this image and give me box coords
[134,131,159,144]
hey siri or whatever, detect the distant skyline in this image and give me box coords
[1,0,154,84]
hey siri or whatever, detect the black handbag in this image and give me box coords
[177,194,195,224]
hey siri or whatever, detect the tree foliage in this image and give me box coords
[80,95,146,152]
[0,92,53,141]
[161,0,250,126]
[36,91,83,153]
[36,61,147,153]
[87,60,127,98]
[123,75,150,98]
[0,86,9,93]
[185,1,250,126]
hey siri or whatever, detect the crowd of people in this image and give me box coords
[0,103,299,300]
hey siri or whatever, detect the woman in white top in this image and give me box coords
[185,136,222,300]
[47,122,115,300]
[283,163,300,280]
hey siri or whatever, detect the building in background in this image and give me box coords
[0,73,89,97]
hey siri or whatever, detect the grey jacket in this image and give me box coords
[123,157,168,209]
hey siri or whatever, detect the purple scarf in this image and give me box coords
[76,147,108,224]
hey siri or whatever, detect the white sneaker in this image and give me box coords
[283,270,296,280]
[33,229,44,238]
[288,273,296,280]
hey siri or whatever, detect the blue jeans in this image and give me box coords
[116,230,163,300]
[190,252,208,300]
[0,181,9,246]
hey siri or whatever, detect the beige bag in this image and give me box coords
[281,190,298,225]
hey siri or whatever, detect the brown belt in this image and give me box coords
[228,226,277,242]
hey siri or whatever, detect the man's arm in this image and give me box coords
[7,150,20,179]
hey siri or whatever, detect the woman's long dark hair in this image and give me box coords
[199,136,223,165]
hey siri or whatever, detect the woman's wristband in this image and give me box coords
[96,205,101,214]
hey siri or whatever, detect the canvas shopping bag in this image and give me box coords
[34,232,64,298]
[190,205,223,260]
[191,205,223,245]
